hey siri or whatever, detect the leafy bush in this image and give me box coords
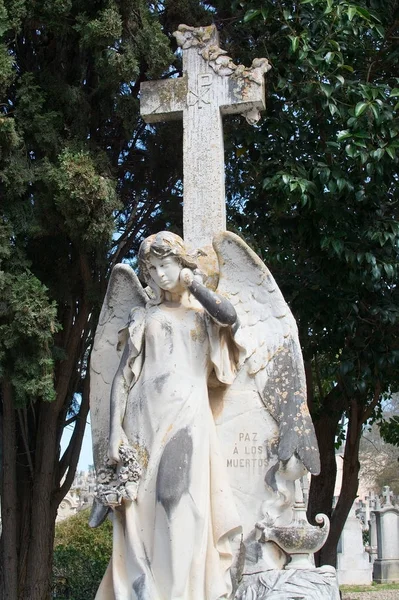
[53,508,112,599]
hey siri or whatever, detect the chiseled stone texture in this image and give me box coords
[373,502,399,583]
[234,567,340,599]
[140,24,270,250]
[90,231,325,598]
[373,559,399,584]
[337,504,372,585]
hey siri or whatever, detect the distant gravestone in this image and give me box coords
[366,492,379,564]
[373,486,399,583]
[337,503,372,585]
[383,485,395,506]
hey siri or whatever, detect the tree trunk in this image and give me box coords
[1,380,18,600]
[308,389,365,567]
[307,408,341,566]
[21,401,59,600]
[15,465,32,600]
[1,380,89,600]
[320,399,362,567]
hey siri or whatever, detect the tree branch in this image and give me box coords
[55,301,90,411]
[361,380,382,425]
[17,409,34,478]
[64,415,78,428]
[55,370,90,504]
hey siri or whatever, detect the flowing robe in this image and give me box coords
[95,302,242,600]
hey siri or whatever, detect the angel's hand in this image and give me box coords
[108,430,123,464]
[277,455,307,481]
[179,268,194,288]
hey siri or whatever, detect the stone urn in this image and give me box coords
[256,499,330,569]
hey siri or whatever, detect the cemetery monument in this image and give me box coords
[336,503,372,585]
[90,24,339,599]
[372,486,399,583]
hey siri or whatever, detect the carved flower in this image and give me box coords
[119,445,135,462]
[118,466,130,481]
[129,464,140,475]
[129,470,140,482]
[97,468,113,485]
[94,444,143,506]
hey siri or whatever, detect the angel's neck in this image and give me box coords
[163,290,188,306]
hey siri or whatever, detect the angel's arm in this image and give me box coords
[108,343,132,463]
[181,269,237,326]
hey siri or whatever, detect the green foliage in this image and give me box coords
[340,582,399,591]
[380,416,399,446]
[0,0,180,407]
[2,0,31,32]
[214,0,399,421]
[75,6,123,47]
[0,222,60,405]
[0,117,19,159]
[47,149,120,248]
[0,42,14,87]
[53,509,112,600]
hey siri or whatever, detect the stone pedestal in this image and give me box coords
[373,559,399,583]
[234,566,340,599]
[337,504,372,585]
[372,498,399,583]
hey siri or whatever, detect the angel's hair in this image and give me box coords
[138,231,198,303]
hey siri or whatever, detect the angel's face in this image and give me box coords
[148,254,183,293]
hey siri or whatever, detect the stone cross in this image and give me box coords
[382,485,394,507]
[140,24,270,249]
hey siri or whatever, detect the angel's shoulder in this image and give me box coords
[127,306,146,327]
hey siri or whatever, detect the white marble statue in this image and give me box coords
[90,230,323,600]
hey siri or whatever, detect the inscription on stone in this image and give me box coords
[188,74,212,107]
[227,432,268,469]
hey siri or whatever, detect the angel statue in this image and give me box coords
[90,230,322,600]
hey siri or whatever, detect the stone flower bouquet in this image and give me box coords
[95,445,142,507]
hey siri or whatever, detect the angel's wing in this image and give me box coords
[90,264,147,472]
[213,231,320,475]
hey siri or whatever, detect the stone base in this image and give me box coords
[234,566,340,599]
[373,559,399,583]
[337,552,372,585]
[338,567,372,586]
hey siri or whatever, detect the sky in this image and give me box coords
[61,411,94,471]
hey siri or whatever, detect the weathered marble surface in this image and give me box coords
[372,491,399,583]
[140,24,270,249]
[208,233,322,579]
[234,566,340,600]
[92,232,245,599]
[337,504,372,585]
[90,231,328,599]
[90,20,338,600]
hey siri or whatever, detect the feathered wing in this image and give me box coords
[213,232,320,475]
[90,264,147,473]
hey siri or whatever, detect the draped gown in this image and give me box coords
[95,301,242,600]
